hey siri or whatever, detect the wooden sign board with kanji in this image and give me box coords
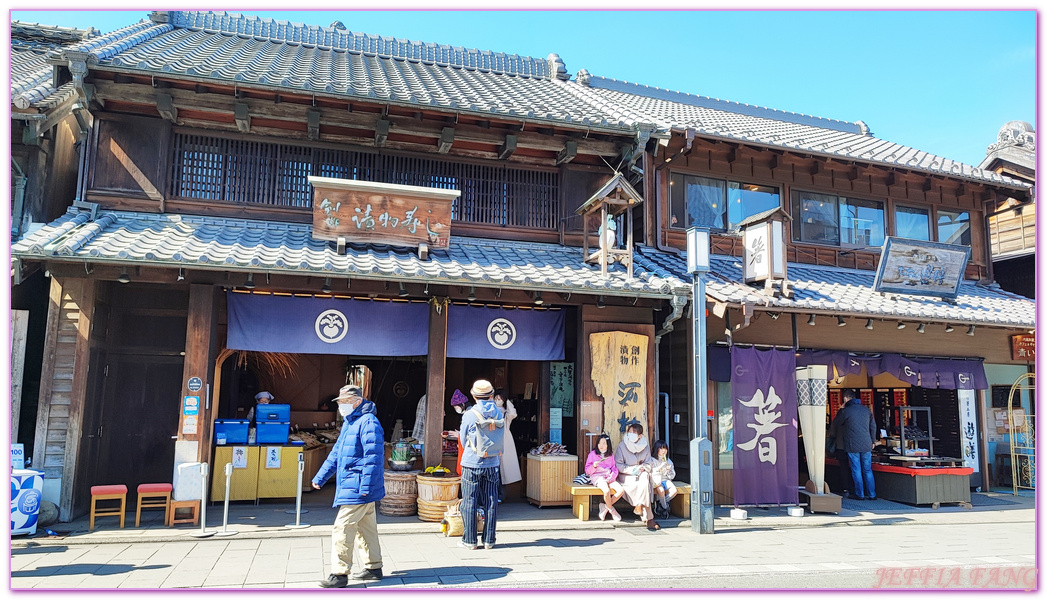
[1011,334,1035,362]
[309,176,458,249]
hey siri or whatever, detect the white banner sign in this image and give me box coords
[957,389,979,472]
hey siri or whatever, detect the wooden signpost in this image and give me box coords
[309,176,459,255]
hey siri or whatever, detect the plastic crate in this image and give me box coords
[256,404,290,422]
[257,422,289,444]
[214,420,250,445]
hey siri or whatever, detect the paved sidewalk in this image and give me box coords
[12,489,1035,548]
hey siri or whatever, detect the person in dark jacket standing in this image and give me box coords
[312,385,385,587]
[828,389,878,501]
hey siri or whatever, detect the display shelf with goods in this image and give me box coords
[512,394,541,452]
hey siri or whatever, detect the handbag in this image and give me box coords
[573,473,591,485]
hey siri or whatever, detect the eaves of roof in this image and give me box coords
[13,208,691,299]
[633,245,1035,329]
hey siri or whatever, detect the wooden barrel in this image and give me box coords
[417,498,458,522]
[416,475,460,502]
[380,470,420,517]
[383,470,420,497]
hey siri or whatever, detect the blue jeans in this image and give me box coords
[460,465,499,547]
[847,452,875,499]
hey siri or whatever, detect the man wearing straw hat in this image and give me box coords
[313,384,385,587]
[457,379,505,550]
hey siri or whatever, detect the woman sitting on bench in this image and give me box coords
[585,434,624,521]
[614,423,660,531]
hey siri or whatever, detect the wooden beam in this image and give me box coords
[234,102,250,133]
[725,148,737,164]
[847,166,860,181]
[374,118,390,147]
[885,172,896,187]
[922,179,934,193]
[438,126,455,153]
[181,285,216,457]
[556,140,578,165]
[808,161,821,176]
[769,154,780,170]
[497,134,517,160]
[11,310,28,443]
[306,108,320,140]
[955,183,966,198]
[156,92,177,122]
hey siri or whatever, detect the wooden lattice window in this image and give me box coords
[167,132,560,229]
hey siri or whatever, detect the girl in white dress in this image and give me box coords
[494,393,521,501]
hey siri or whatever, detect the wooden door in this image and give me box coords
[74,353,183,516]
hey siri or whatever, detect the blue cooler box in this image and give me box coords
[11,469,44,536]
[256,404,290,422]
[257,421,290,444]
[214,419,250,445]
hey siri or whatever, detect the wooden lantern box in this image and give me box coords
[525,454,577,507]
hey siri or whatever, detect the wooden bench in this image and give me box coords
[564,482,691,521]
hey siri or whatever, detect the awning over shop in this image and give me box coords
[796,350,988,390]
[447,305,565,361]
[227,292,429,356]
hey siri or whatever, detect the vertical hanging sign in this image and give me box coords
[589,331,648,451]
[182,396,200,435]
[732,347,798,506]
[549,362,575,418]
[957,389,980,472]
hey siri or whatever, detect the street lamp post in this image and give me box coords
[687,226,714,534]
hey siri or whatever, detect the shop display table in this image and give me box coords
[870,461,973,509]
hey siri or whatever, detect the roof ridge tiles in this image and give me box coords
[167,10,553,78]
[585,75,864,134]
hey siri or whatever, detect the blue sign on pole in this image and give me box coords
[183,396,200,417]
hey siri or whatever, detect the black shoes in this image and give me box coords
[319,574,348,588]
[352,568,383,581]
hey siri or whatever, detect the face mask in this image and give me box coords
[454,405,465,415]
[338,404,353,417]
[626,432,639,444]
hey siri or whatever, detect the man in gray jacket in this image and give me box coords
[828,390,878,500]
[456,379,504,550]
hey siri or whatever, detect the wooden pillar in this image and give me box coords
[179,285,218,464]
[34,277,94,521]
[11,310,29,442]
[423,298,449,469]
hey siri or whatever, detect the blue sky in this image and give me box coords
[10,9,1036,167]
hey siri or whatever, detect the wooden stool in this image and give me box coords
[90,485,128,531]
[167,500,200,527]
[135,483,173,527]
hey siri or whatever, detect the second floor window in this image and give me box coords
[895,205,931,241]
[669,173,779,231]
[791,190,885,248]
[937,209,971,246]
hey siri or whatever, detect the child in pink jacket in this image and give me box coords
[585,433,625,521]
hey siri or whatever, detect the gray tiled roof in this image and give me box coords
[633,245,1035,328]
[567,76,1030,190]
[13,208,690,298]
[11,21,101,110]
[28,10,1029,190]
[60,11,634,132]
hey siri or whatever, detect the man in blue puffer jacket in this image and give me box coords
[312,384,385,588]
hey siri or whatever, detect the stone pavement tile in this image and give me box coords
[284,560,321,574]
[11,564,61,577]
[508,571,549,583]
[399,576,441,587]
[243,584,281,588]
[224,539,261,550]
[11,577,54,589]
[874,560,911,567]
[608,567,650,579]
[284,581,322,589]
[473,572,511,583]
[819,562,858,570]
[29,573,92,587]
[203,573,249,587]
[766,564,804,572]
[256,540,292,555]
[112,543,165,558]
[704,565,744,574]
[573,569,618,580]
[644,567,683,576]
[363,577,406,587]
[19,549,93,568]
[469,565,511,574]
[244,570,286,585]
[159,571,210,588]
[973,556,1015,563]
[438,574,479,585]
[78,572,134,588]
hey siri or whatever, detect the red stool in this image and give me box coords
[90,485,127,531]
[135,483,173,527]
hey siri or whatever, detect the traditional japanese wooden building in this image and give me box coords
[11,11,692,520]
[11,10,1035,520]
